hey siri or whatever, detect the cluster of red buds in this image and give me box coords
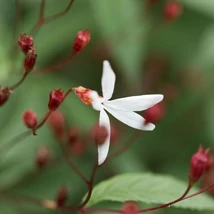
[2,1,214,214]
[18,33,37,72]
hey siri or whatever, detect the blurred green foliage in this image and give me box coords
[0,0,214,213]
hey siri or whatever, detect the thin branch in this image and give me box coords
[35,52,76,73]
[45,0,75,22]
[30,0,75,36]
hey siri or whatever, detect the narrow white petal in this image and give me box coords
[104,106,155,131]
[101,60,116,101]
[104,94,163,111]
[90,91,104,111]
[98,109,111,165]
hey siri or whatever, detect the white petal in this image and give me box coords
[104,94,163,111]
[90,91,104,111]
[98,109,111,165]
[101,60,116,101]
[104,106,155,131]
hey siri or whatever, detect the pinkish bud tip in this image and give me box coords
[18,33,34,54]
[0,87,11,106]
[122,201,139,214]
[24,48,37,72]
[73,30,91,53]
[48,89,65,111]
[189,146,210,182]
[36,146,51,169]
[144,103,165,124]
[22,110,37,129]
[164,1,183,21]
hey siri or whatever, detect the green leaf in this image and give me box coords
[84,173,214,211]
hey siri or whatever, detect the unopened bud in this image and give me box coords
[68,127,79,145]
[164,1,183,21]
[55,186,69,207]
[122,201,139,214]
[92,124,108,145]
[48,111,65,139]
[36,146,51,169]
[48,89,65,111]
[24,48,37,72]
[22,110,37,129]
[18,33,34,54]
[144,103,165,124]
[70,140,86,156]
[189,146,209,182]
[73,30,91,53]
[0,87,11,106]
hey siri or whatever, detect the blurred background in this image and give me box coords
[0,0,214,213]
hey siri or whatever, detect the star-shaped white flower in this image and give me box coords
[74,60,164,165]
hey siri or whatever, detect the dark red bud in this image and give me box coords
[24,48,37,72]
[18,33,34,54]
[73,30,91,53]
[144,103,165,124]
[189,146,209,182]
[164,1,183,21]
[70,140,86,156]
[22,110,37,129]
[48,111,65,139]
[68,127,79,145]
[55,186,69,207]
[92,124,108,145]
[0,87,11,106]
[48,89,65,111]
[122,201,139,214]
[36,146,51,169]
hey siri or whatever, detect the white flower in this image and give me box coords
[74,60,164,165]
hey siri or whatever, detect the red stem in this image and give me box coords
[59,138,89,184]
[10,71,28,90]
[138,181,193,213]
[30,0,75,36]
[35,52,76,73]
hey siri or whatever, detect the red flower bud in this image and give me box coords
[18,33,34,54]
[73,30,91,53]
[122,201,139,214]
[48,89,65,111]
[164,1,182,21]
[143,103,165,124]
[22,110,37,129]
[36,146,52,169]
[68,127,79,145]
[189,146,209,182]
[0,87,11,106]
[92,124,108,145]
[24,48,37,72]
[55,186,69,207]
[70,140,86,156]
[48,111,65,139]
